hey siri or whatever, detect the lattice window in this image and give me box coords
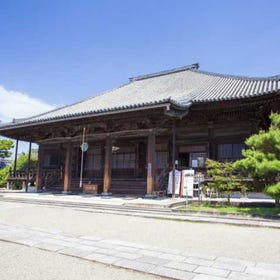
[217,143,245,161]
[43,150,59,168]
[112,146,136,169]
[85,147,102,170]
[155,143,169,169]
[156,151,169,168]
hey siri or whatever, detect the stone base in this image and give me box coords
[143,194,157,199]
[101,192,112,196]
[62,190,72,195]
[27,186,37,193]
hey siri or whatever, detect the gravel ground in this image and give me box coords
[0,201,279,263]
[0,240,164,280]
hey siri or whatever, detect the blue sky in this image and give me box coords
[0,0,280,112]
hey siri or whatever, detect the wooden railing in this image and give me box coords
[7,168,63,190]
[8,169,36,181]
[41,169,63,190]
[7,169,36,190]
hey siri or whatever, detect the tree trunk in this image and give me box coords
[275,198,280,207]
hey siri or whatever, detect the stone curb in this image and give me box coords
[0,222,279,280]
[172,208,280,221]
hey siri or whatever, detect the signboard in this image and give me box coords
[181,169,195,197]
[191,160,198,168]
[80,142,89,152]
[167,170,181,195]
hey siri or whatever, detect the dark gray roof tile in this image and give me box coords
[1,64,280,128]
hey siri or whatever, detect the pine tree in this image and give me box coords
[234,113,280,206]
[206,159,245,204]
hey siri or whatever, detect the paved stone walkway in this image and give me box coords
[0,222,279,280]
[1,194,280,229]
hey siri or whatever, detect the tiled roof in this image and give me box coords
[1,63,280,128]
[190,70,280,103]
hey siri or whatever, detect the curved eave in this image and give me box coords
[0,99,174,131]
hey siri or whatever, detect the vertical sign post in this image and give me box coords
[182,169,194,207]
[79,127,87,189]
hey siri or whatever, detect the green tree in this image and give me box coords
[206,159,245,204]
[0,139,14,187]
[0,139,14,159]
[16,150,38,171]
[234,113,280,206]
[0,167,9,187]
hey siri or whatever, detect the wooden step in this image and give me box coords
[45,178,147,196]
[110,181,146,195]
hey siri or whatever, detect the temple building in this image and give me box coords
[0,63,279,195]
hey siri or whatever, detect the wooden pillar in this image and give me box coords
[208,122,215,160]
[13,139,19,176]
[103,136,112,194]
[146,131,156,195]
[26,142,32,192]
[35,145,43,190]
[63,143,72,193]
[135,143,139,177]
[172,122,176,198]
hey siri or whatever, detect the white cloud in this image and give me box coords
[0,85,55,123]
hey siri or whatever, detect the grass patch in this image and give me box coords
[178,202,280,217]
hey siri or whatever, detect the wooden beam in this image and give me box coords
[103,136,112,194]
[63,143,72,193]
[37,128,167,144]
[146,131,156,194]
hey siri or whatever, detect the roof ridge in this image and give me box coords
[129,63,199,82]
[191,69,280,81]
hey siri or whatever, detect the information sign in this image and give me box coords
[181,169,195,197]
